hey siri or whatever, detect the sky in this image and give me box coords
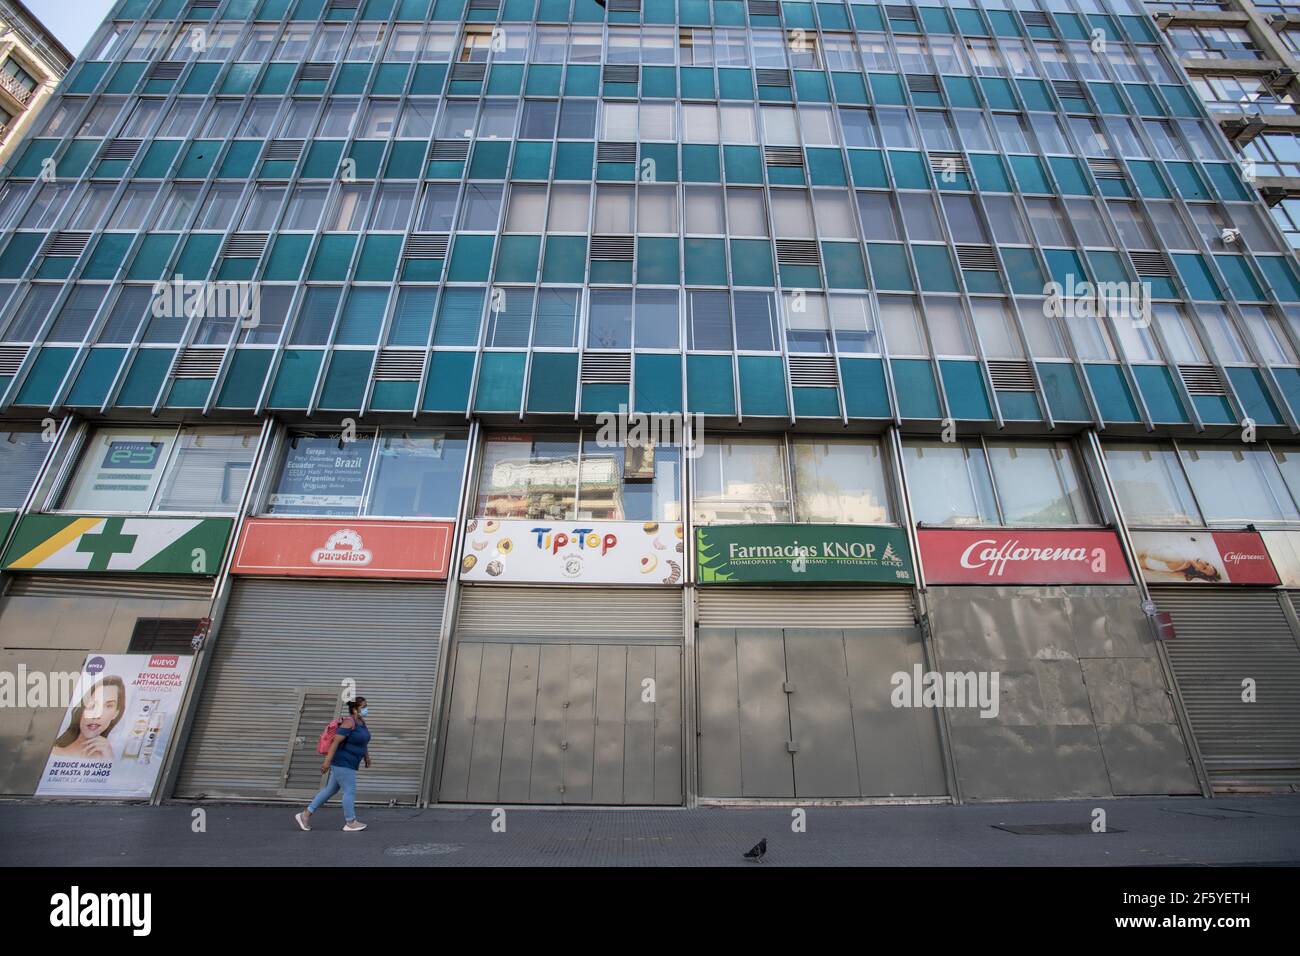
[26,0,116,57]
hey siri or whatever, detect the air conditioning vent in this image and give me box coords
[373,349,425,381]
[928,151,967,175]
[42,232,91,257]
[747,0,780,15]
[987,360,1036,392]
[764,146,804,167]
[100,138,143,162]
[189,0,220,10]
[755,69,792,87]
[148,61,184,81]
[328,0,361,8]
[1129,250,1172,277]
[1020,10,1050,27]
[906,74,940,94]
[776,239,820,267]
[596,141,637,163]
[403,233,449,259]
[884,3,915,17]
[1052,80,1087,100]
[0,345,29,376]
[581,351,632,384]
[466,0,499,9]
[602,65,640,84]
[590,235,634,261]
[607,0,641,11]
[1178,364,1227,396]
[789,354,839,387]
[264,139,305,162]
[450,63,487,83]
[298,63,334,81]
[1087,158,1124,177]
[428,140,470,162]
[956,244,998,271]
[174,347,225,379]
[223,232,269,258]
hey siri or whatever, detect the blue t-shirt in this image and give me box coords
[331,719,371,770]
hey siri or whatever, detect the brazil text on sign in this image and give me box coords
[696,524,915,584]
[1,515,233,575]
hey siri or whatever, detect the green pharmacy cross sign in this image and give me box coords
[696,525,915,585]
[2,515,233,575]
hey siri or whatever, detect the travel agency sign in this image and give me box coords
[695,525,915,584]
[460,518,686,585]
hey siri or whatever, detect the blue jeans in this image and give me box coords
[308,765,358,821]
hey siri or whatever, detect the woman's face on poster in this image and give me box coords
[79,684,122,739]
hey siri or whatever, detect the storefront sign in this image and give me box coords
[1262,531,1300,589]
[0,511,16,544]
[461,518,686,585]
[267,435,374,512]
[232,519,453,579]
[36,652,194,799]
[696,525,914,584]
[1131,529,1279,586]
[1,515,233,575]
[918,529,1131,585]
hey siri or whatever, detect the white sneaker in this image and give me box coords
[294,812,311,832]
[342,820,367,832]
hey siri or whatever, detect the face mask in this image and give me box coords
[359,707,369,717]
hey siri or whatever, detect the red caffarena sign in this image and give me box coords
[918,529,1132,585]
[232,519,453,579]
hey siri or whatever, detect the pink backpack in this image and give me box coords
[316,717,344,755]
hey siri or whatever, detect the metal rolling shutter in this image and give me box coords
[455,586,683,639]
[176,579,444,804]
[4,575,214,601]
[696,588,916,628]
[1155,587,1300,789]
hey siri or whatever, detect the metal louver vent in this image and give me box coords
[755,69,793,87]
[264,139,305,162]
[403,233,449,259]
[42,232,91,257]
[590,236,634,261]
[1021,10,1050,27]
[373,349,426,381]
[148,61,184,81]
[450,63,487,82]
[1129,251,1173,277]
[956,244,998,271]
[789,355,839,387]
[100,138,143,161]
[987,360,1037,392]
[1179,364,1227,396]
[764,146,804,167]
[602,65,640,84]
[428,140,470,162]
[607,0,641,11]
[174,347,225,379]
[597,141,637,163]
[298,63,334,81]
[776,240,821,266]
[928,151,967,175]
[466,0,498,9]
[0,345,29,376]
[1052,80,1087,100]
[223,232,269,258]
[748,0,780,15]
[884,3,916,17]
[1088,158,1124,177]
[190,0,220,10]
[906,74,940,94]
[328,0,361,8]
[581,352,632,384]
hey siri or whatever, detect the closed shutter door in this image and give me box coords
[1156,587,1300,789]
[4,574,214,602]
[697,587,916,628]
[176,579,444,803]
[455,586,683,639]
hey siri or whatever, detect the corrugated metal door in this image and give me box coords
[437,586,683,805]
[175,578,443,804]
[1156,587,1300,789]
[697,588,947,800]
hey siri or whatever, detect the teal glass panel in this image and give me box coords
[421,350,474,412]
[475,351,526,412]
[1085,364,1140,422]
[67,349,127,408]
[729,239,774,286]
[527,351,579,413]
[893,359,941,419]
[215,349,274,408]
[1037,362,1090,421]
[1134,365,1188,424]
[867,243,913,291]
[116,349,175,407]
[318,350,372,409]
[1227,367,1282,425]
[633,353,682,413]
[686,354,735,415]
[738,356,788,417]
[939,360,993,419]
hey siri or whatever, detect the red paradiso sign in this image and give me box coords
[231,519,453,580]
[918,529,1132,585]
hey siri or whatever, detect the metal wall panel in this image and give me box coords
[929,585,1199,800]
[785,629,860,798]
[438,640,682,805]
[455,586,682,638]
[1157,587,1300,789]
[0,578,211,796]
[698,588,915,628]
[175,579,443,804]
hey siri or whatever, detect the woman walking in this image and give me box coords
[295,697,371,832]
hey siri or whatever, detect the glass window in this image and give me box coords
[0,425,50,508]
[547,184,591,232]
[634,289,679,349]
[733,292,779,351]
[902,440,999,526]
[694,436,791,523]
[1180,444,1299,524]
[1104,442,1201,526]
[900,193,944,241]
[684,186,724,235]
[858,193,900,241]
[417,184,458,232]
[791,439,892,524]
[265,432,375,516]
[588,289,632,349]
[985,441,1095,525]
[366,431,469,518]
[153,428,259,513]
[688,290,731,350]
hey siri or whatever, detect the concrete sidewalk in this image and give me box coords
[2,794,1299,866]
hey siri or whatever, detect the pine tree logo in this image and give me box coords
[881,542,901,565]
